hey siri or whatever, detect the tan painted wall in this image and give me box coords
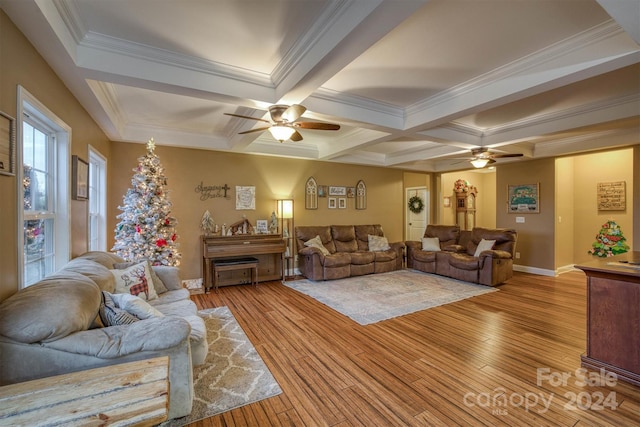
[555,157,575,269]
[0,10,112,301]
[109,142,406,281]
[572,148,634,264]
[497,158,556,271]
[440,170,497,228]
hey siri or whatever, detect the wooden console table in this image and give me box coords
[0,357,169,426]
[575,252,640,386]
[202,234,286,289]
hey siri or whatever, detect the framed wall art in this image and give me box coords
[72,155,89,200]
[0,111,16,176]
[507,183,539,213]
[328,197,337,209]
[328,186,346,196]
[597,181,625,211]
[338,198,346,209]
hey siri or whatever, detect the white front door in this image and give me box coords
[406,187,428,241]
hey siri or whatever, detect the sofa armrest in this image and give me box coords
[298,246,324,257]
[389,241,405,250]
[480,249,513,260]
[42,317,191,358]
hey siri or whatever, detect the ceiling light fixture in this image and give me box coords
[470,158,490,168]
[269,125,295,142]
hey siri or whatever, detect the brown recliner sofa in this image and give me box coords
[406,225,517,286]
[295,225,405,281]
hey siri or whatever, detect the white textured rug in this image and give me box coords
[162,307,282,426]
[285,269,497,325]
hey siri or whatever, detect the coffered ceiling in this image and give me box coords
[2,0,639,172]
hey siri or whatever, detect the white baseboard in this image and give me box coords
[513,264,582,277]
[513,264,557,276]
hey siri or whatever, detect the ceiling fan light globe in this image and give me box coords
[470,158,490,168]
[269,125,295,142]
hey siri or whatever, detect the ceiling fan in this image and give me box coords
[462,148,524,168]
[225,104,340,142]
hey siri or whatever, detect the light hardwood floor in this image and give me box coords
[188,270,640,426]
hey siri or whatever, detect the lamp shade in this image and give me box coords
[269,125,295,142]
[281,200,293,218]
[470,158,490,168]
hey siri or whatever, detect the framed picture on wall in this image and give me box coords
[0,111,16,176]
[507,183,539,213]
[338,198,346,209]
[328,197,337,209]
[72,155,89,200]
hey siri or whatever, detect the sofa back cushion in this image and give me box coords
[295,226,336,254]
[425,225,460,249]
[64,258,116,292]
[0,272,100,343]
[75,251,126,269]
[354,225,384,251]
[331,225,358,253]
[467,228,517,256]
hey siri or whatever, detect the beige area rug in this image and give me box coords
[284,269,498,325]
[162,307,282,426]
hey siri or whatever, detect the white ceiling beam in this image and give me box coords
[404,22,640,131]
[274,0,429,106]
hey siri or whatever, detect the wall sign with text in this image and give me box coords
[597,181,625,211]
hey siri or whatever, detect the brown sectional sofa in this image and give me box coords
[406,225,517,286]
[295,225,405,280]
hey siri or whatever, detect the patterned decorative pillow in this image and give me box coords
[109,261,158,301]
[474,239,496,257]
[99,292,140,326]
[113,260,168,294]
[421,237,441,251]
[368,234,391,252]
[304,235,330,256]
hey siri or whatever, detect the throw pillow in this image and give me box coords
[474,239,496,257]
[113,260,168,294]
[110,261,158,301]
[304,235,330,256]
[99,291,140,326]
[111,293,164,319]
[368,234,391,252]
[421,237,441,251]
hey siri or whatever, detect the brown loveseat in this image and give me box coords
[295,225,404,281]
[406,225,517,286]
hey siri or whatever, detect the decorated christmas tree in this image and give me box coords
[112,138,181,266]
[588,219,630,258]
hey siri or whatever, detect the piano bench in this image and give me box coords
[210,257,259,292]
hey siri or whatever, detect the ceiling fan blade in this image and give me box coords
[295,122,340,130]
[290,130,303,142]
[282,104,306,123]
[238,126,271,135]
[224,113,271,124]
[491,153,523,158]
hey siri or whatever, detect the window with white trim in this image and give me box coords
[18,86,71,287]
[88,147,107,251]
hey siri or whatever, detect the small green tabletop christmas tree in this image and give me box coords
[588,219,630,258]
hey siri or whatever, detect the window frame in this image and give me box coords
[17,86,71,288]
[88,146,107,251]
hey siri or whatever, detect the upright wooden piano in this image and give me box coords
[202,234,286,290]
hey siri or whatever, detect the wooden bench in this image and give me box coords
[0,357,169,426]
[211,257,259,292]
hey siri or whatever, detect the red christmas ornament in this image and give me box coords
[171,233,177,241]
[156,238,167,247]
[165,218,170,225]
[136,225,141,233]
